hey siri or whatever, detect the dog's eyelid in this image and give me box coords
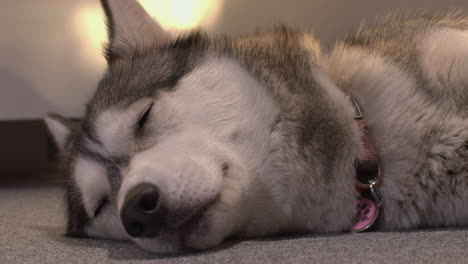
[136,102,154,133]
[93,199,109,218]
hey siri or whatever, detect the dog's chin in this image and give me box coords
[133,216,225,254]
[135,234,183,254]
[183,220,226,251]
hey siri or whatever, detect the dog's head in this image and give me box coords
[45,0,359,253]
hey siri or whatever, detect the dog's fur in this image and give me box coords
[44,0,468,253]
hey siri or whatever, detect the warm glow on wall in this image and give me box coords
[73,4,107,69]
[73,0,221,68]
[139,0,222,31]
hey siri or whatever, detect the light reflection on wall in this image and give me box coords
[73,4,107,70]
[73,0,222,69]
[139,0,222,31]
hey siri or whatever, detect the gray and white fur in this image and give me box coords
[44,0,468,253]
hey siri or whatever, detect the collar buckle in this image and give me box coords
[347,96,383,232]
[348,96,363,120]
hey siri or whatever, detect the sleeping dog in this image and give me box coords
[45,0,468,253]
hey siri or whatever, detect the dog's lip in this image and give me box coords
[185,209,206,232]
[179,195,220,247]
[179,203,212,244]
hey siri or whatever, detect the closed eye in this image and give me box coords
[136,102,153,132]
[93,199,109,218]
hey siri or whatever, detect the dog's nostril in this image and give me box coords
[127,223,144,238]
[139,192,159,212]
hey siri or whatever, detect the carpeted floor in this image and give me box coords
[1,185,468,264]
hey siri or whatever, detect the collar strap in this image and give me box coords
[348,97,382,232]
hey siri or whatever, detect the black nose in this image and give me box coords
[120,183,166,238]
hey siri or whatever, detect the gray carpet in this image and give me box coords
[1,185,468,264]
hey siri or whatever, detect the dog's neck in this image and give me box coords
[229,36,370,233]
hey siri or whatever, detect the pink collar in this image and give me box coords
[348,97,382,232]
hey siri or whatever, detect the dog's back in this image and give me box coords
[326,14,468,229]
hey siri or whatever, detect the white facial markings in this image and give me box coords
[419,28,468,93]
[118,57,282,253]
[94,109,132,156]
[118,140,223,212]
[93,99,154,156]
[74,157,111,218]
[169,57,280,161]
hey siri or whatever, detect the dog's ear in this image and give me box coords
[44,113,75,152]
[100,0,171,64]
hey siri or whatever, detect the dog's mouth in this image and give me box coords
[132,213,210,253]
[130,197,219,253]
[119,158,240,253]
[179,204,211,243]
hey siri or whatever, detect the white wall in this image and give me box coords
[1,0,467,120]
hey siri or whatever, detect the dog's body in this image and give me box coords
[44,0,468,253]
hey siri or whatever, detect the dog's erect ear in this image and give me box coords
[100,0,171,63]
[44,113,75,152]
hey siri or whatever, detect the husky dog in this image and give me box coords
[44,0,468,253]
